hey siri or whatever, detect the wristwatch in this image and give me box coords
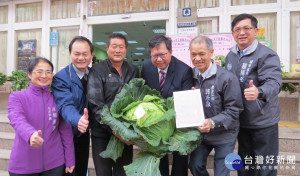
[258,88,263,99]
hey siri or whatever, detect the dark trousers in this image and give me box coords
[66,131,90,176]
[9,164,65,176]
[189,140,236,176]
[160,151,188,176]
[91,135,133,176]
[238,124,278,176]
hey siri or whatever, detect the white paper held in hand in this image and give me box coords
[173,89,205,128]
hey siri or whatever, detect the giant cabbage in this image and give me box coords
[100,78,202,176]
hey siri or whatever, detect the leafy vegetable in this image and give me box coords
[100,78,202,176]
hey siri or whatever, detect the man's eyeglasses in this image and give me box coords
[233,27,254,34]
[33,70,53,76]
[151,52,168,60]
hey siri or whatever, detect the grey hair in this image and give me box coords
[189,36,213,51]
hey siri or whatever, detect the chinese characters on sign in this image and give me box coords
[87,0,169,15]
[202,33,235,59]
[168,35,195,68]
[168,34,235,68]
[243,155,297,172]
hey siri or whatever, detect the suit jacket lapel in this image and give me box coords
[150,64,160,91]
[69,64,84,90]
[161,57,175,97]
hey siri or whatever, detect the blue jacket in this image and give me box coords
[51,64,87,135]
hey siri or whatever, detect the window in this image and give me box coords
[50,27,79,71]
[50,0,80,19]
[232,13,277,51]
[0,32,7,73]
[231,0,276,6]
[16,2,42,22]
[178,0,219,8]
[0,6,8,24]
[87,0,169,16]
[290,11,300,66]
[197,17,219,34]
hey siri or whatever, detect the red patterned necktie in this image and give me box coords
[159,71,165,91]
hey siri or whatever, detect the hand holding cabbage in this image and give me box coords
[100,78,202,176]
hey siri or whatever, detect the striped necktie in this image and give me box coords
[159,71,165,91]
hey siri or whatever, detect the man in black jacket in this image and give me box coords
[87,33,139,176]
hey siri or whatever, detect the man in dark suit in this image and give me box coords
[141,35,193,176]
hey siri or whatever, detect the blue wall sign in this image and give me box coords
[50,32,58,46]
[182,8,191,17]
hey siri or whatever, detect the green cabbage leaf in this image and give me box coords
[100,78,202,176]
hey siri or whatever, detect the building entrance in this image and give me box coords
[92,20,166,69]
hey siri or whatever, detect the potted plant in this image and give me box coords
[7,70,29,91]
[0,73,6,87]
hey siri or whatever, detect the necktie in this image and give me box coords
[159,71,165,91]
[198,74,203,85]
[80,73,88,94]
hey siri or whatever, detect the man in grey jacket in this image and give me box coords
[189,36,243,176]
[225,14,282,176]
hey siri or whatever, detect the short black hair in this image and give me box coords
[106,33,128,48]
[231,13,258,31]
[148,35,172,52]
[68,36,94,54]
[27,57,53,74]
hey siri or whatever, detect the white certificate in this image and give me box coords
[173,89,205,128]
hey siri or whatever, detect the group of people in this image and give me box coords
[7,13,281,176]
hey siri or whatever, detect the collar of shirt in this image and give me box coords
[72,64,89,79]
[236,40,258,58]
[198,61,213,79]
[236,45,247,58]
[157,66,169,77]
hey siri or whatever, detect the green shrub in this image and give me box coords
[7,70,29,91]
[0,73,7,86]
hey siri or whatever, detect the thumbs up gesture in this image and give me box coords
[244,80,259,101]
[78,108,89,133]
[30,130,44,148]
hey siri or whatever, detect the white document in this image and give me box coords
[173,89,205,128]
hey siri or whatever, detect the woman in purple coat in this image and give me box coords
[7,57,75,175]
